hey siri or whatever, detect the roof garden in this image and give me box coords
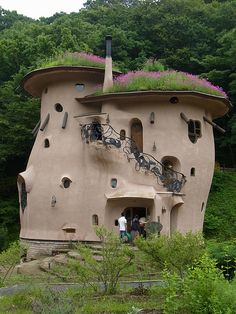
[97,70,227,98]
[37,52,120,71]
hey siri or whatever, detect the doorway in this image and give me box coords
[124,207,147,232]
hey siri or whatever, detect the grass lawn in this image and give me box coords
[0,286,164,313]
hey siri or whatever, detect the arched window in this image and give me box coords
[44,138,50,148]
[120,129,126,140]
[201,202,205,212]
[20,181,27,212]
[131,119,143,153]
[91,122,102,141]
[191,167,195,176]
[188,120,201,143]
[92,214,99,225]
[111,178,117,188]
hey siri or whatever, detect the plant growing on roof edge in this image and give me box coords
[37,51,120,71]
[99,70,227,97]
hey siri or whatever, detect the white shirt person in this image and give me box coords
[118,212,127,239]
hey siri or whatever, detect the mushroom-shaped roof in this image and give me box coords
[77,90,231,119]
[21,66,120,97]
[77,70,230,119]
[21,52,121,97]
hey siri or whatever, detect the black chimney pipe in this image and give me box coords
[105,35,112,57]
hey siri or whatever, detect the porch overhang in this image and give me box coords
[105,186,156,200]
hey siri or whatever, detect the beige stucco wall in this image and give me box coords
[18,68,229,252]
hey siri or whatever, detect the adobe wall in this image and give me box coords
[18,68,229,257]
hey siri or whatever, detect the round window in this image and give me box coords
[55,103,63,112]
[169,97,179,104]
[62,177,72,188]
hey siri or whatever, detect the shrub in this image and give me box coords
[143,59,166,72]
[207,239,236,280]
[69,226,134,294]
[204,171,236,240]
[0,241,23,286]
[163,254,236,314]
[136,232,206,278]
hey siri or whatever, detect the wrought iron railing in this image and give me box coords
[81,123,186,192]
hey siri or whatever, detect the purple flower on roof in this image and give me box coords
[77,52,105,64]
[64,51,105,64]
[115,71,162,84]
[113,70,227,98]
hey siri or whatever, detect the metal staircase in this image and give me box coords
[81,123,186,193]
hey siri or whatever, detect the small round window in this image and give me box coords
[75,84,85,92]
[169,97,179,104]
[55,103,63,112]
[62,177,72,188]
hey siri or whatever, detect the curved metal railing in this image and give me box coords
[81,123,186,192]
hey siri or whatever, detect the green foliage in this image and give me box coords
[204,171,236,239]
[37,52,120,71]
[163,254,236,314]
[30,286,76,314]
[68,226,134,294]
[207,239,236,280]
[0,241,23,286]
[0,197,19,250]
[143,59,166,72]
[136,232,205,278]
[104,71,226,96]
[38,53,106,69]
[0,287,161,313]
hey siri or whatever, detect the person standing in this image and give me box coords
[131,215,140,244]
[118,212,127,239]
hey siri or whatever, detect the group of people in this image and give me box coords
[117,212,147,243]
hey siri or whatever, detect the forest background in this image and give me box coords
[0,0,235,249]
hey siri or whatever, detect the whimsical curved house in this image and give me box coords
[18,38,230,257]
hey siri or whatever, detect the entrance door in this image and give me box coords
[124,207,147,232]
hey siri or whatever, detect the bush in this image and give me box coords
[136,232,205,278]
[204,171,236,240]
[207,239,236,280]
[143,59,166,72]
[0,241,23,286]
[163,254,236,314]
[68,226,134,294]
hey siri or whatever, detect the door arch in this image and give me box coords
[170,204,181,234]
